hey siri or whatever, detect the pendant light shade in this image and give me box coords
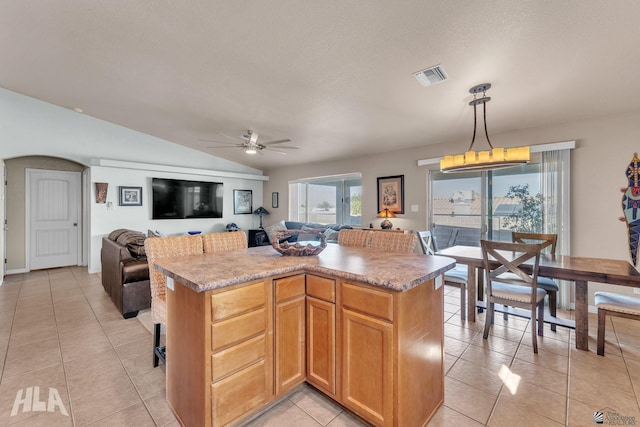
[440,83,530,173]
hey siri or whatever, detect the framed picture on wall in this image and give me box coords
[377,175,404,214]
[272,192,279,208]
[234,189,253,214]
[118,186,143,206]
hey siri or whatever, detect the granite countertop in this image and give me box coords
[154,244,456,293]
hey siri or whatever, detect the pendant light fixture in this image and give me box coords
[440,83,530,173]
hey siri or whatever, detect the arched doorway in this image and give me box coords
[4,155,86,274]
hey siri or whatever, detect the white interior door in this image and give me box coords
[27,169,81,270]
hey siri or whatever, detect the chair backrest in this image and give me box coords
[480,239,543,296]
[369,232,417,254]
[417,231,439,255]
[202,232,247,253]
[511,232,557,255]
[144,235,204,323]
[337,229,373,248]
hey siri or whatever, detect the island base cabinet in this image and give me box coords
[306,296,336,395]
[341,309,393,426]
[166,279,272,427]
[211,360,267,426]
[274,274,306,396]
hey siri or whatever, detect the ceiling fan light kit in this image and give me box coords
[440,83,530,173]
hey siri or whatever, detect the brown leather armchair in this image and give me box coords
[101,229,151,318]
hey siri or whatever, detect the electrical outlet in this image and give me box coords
[411,204,419,212]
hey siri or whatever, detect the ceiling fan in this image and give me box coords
[203,130,299,155]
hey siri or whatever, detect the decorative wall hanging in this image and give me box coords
[620,153,640,266]
[119,186,143,206]
[234,189,253,214]
[95,182,108,203]
[377,175,404,214]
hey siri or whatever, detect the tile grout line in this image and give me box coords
[0,274,23,387]
[51,268,79,427]
[71,267,161,427]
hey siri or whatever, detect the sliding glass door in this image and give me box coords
[430,163,547,249]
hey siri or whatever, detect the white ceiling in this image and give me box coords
[2,1,639,170]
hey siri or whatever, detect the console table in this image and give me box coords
[248,229,270,247]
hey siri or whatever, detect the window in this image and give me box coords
[289,173,361,226]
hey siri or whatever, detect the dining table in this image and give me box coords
[436,245,640,351]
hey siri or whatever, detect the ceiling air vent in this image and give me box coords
[413,65,448,87]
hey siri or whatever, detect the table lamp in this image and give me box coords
[253,207,270,229]
[377,208,396,229]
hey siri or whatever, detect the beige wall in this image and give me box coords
[264,110,640,306]
[5,156,85,271]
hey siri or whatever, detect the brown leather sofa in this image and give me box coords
[101,229,151,318]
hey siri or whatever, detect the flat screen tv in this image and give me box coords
[152,178,223,219]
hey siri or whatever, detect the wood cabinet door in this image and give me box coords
[306,296,335,395]
[341,308,393,427]
[275,296,306,395]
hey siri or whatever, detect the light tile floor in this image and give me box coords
[1,267,640,426]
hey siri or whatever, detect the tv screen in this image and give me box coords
[152,178,223,219]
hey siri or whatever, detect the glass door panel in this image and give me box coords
[430,171,484,249]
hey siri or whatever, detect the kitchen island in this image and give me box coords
[154,243,455,427]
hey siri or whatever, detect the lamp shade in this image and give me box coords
[377,208,396,218]
[254,207,270,216]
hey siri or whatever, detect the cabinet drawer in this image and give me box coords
[211,334,265,383]
[212,360,266,426]
[306,275,335,303]
[275,274,305,303]
[211,281,264,322]
[211,308,265,352]
[342,282,393,321]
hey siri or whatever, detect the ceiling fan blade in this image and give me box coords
[207,145,244,149]
[262,139,292,146]
[269,145,299,150]
[200,138,240,145]
[265,148,290,155]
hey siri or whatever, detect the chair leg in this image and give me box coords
[550,291,557,332]
[597,308,606,356]
[503,306,509,322]
[483,302,494,339]
[537,301,544,337]
[459,284,466,322]
[531,305,538,354]
[153,323,161,367]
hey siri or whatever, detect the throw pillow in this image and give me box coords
[323,228,339,242]
[264,220,287,244]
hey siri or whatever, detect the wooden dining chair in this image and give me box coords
[144,234,204,367]
[481,240,546,353]
[417,231,468,321]
[369,231,417,254]
[510,232,559,331]
[337,229,373,248]
[595,291,640,356]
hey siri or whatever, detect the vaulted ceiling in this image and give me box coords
[2,1,639,170]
